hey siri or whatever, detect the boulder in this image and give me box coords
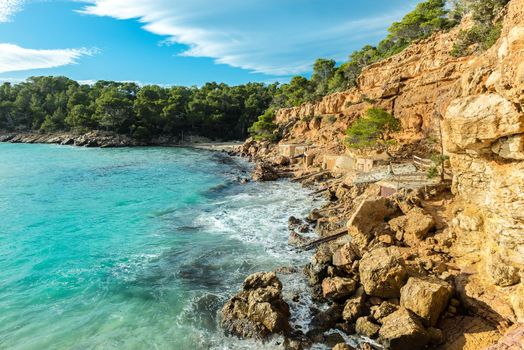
[378,307,430,350]
[221,272,290,339]
[332,344,355,350]
[486,254,520,287]
[342,290,365,322]
[252,162,279,181]
[510,284,524,323]
[355,316,381,338]
[304,246,332,285]
[332,243,360,267]
[322,277,357,300]
[388,207,435,245]
[347,196,398,250]
[400,277,452,327]
[359,247,407,298]
[310,304,344,332]
[373,301,399,323]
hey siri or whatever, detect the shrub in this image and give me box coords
[248,109,278,141]
[451,0,509,57]
[345,108,400,151]
[327,115,337,124]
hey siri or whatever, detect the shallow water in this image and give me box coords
[0,143,323,350]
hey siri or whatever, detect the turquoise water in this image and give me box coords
[0,144,318,350]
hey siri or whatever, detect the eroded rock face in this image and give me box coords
[378,307,430,350]
[359,247,407,298]
[441,0,524,323]
[400,277,452,327]
[220,272,290,339]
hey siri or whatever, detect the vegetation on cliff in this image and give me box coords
[451,0,510,56]
[345,108,400,152]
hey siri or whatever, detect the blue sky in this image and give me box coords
[0,0,417,86]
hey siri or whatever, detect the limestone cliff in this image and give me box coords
[271,0,524,328]
[442,0,524,323]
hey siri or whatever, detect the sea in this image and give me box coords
[0,143,330,350]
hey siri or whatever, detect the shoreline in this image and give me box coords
[0,131,242,151]
[225,139,519,350]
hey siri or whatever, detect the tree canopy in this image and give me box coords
[345,108,400,151]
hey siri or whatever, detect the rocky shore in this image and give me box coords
[219,139,524,350]
[0,131,241,150]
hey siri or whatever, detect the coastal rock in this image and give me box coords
[220,272,290,339]
[378,307,430,350]
[347,197,398,251]
[252,162,279,181]
[400,277,452,327]
[355,316,381,338]
[332,343,355,350]
[322,277,357,300]
[359,247,407,298]
[342,290,365,322]
[388,207,435,245]
[372,301,399,323]
[332,243,360,267]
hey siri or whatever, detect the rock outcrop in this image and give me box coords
[220,272,290,339]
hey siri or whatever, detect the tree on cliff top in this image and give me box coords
[345,108,400,153]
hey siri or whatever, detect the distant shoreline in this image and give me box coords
[0,131,242,151]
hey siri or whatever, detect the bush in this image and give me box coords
[345,108,400,151]
[248,109,278,141]
[450,0,508,57]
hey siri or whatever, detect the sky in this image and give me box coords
[0,0,418,86]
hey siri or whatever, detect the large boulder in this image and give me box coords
[322,277,357,300]
[388,207,435,246]
[252,162,279,181]
[221,272,290,339]
[347,197,398,250]
[342,289,365,322]
[332,243,360,267]
[359,247,407,298]
[400,277,452,327]
[378,307,430,350]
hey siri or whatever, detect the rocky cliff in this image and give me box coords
[275,22,472,151]
[268,0,524,338]
[442,0,524,324]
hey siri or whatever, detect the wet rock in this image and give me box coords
[288,216,302,229]
[389,207,435,246]
[355,316,381,338]
[307,209,322,223]
[309,304,343,334]
[322,277,357,300]
[378,307,430,350]
[304,246,332,285]
[252,162,279,181]
[359,247,407,298]
[332,243,360,267]
[400,277,452,327]
[221,272,290,339]
[288,231,308,247]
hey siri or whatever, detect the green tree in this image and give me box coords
[248,108,278,141]
[345,108,400,153]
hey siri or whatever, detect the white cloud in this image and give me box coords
[79,0,410,75]
[0,0,25,22]
[0,43,98,73]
